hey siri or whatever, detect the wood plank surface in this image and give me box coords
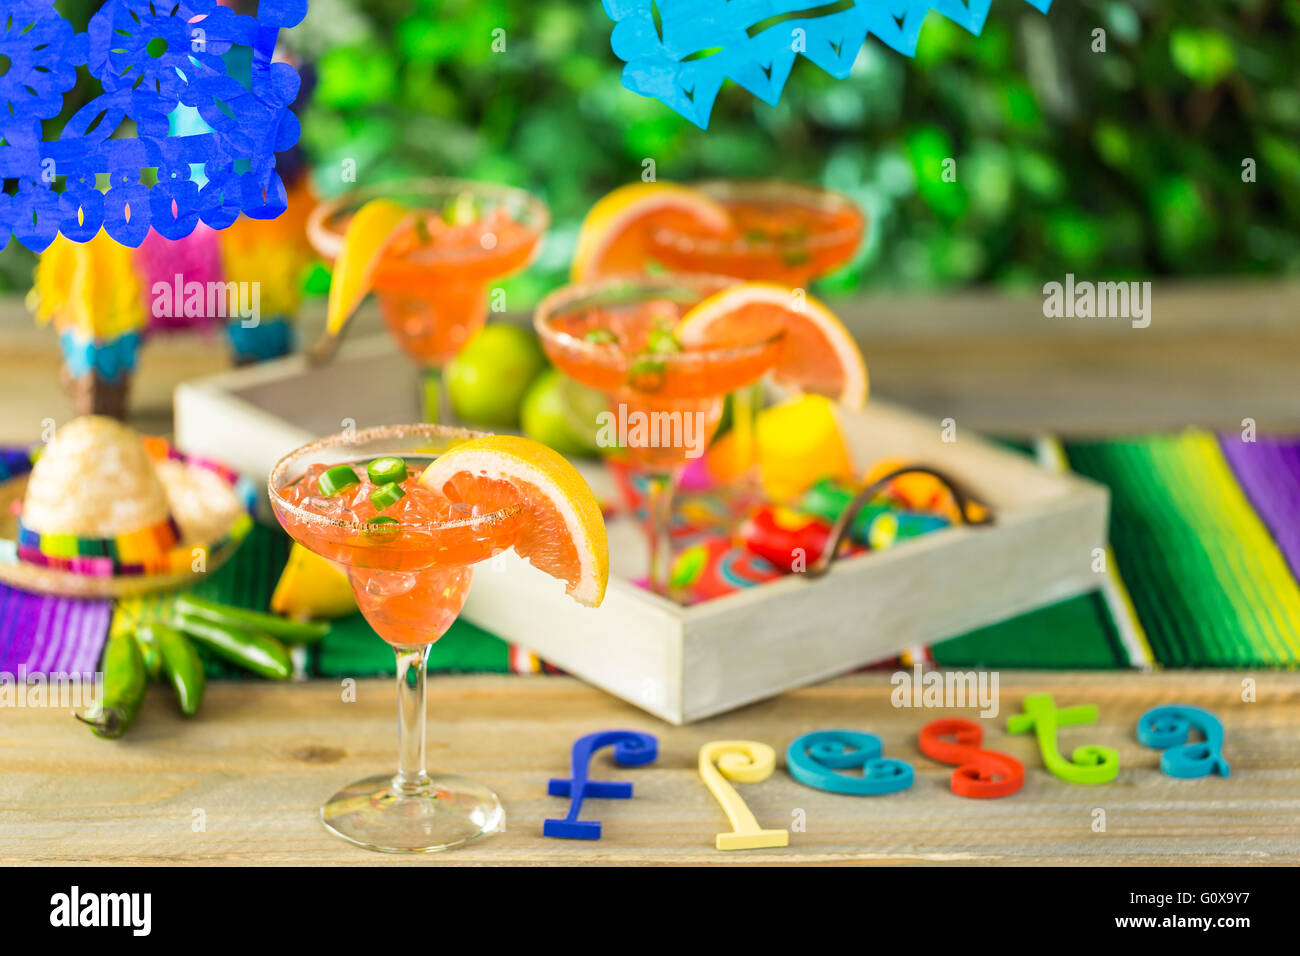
[2,672,1296,866]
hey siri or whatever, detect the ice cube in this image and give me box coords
[363,571,417,598]
[307,495,344,515]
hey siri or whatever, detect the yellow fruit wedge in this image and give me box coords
[707,394,855,501]
[418,435,609,607]
[675,281,868,410]
[271,542,357,620]
[571,182,731,281]
[325,198,411,337]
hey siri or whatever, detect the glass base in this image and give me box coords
[321,773,505,854]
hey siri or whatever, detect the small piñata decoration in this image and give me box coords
[31,232,148,418]
[0,0,306,252]
[602,0,1054,128]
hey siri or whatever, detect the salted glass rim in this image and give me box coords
[267,423,521,534]
[306,177,551,263]
[655,178,865,254]
[533,272,786,364]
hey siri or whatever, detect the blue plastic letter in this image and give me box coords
[544,730,659,839]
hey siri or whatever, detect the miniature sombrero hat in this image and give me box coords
[0,416,256,598]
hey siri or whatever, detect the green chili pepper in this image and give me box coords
[77,630,147,739]
[363,515,401,541]
[366,456,408,485]
[147,623,205,718]
[442,192,479,226]
[369,481,406,512]
[628,356,667,392]
[646,327,683,355]
[133,626,163,681]
[174,595,330,644]
[318,464,360,497]
[174,614,293,681]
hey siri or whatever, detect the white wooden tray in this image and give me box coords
[175,334,1109,724]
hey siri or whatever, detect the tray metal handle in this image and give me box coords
[804,465,995,580]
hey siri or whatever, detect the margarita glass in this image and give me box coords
[646,180,863,495]
[307,180,549,421]
[268,424,523,853]
[535,274,783,597]
[648,180,863,286]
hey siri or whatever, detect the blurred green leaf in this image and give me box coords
[1047,210,1107,267]
[905,126,967,221]
[1170,28,1237,86]
[1151,176,1215,259]
[5,0,1300,295]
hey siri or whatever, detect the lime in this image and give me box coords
[557,374,608,449]
[446,324,548,426]
[521,369,603,457]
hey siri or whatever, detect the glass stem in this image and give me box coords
[728,383,765,515]
[732,383,761,477]
[422,366,455,425]
[392,644,432,795]
[644,469,678,597]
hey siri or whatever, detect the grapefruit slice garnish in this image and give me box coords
[571,182,732,281]
[419,435,609,607]
[325,198,412,337]
[674,281,868,410]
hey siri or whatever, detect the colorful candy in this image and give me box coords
[669,537,784,602]
[739,505,834,572]
[799,477,950,548]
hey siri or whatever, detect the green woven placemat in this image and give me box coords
[313,612,509,677]
[931,592,1127,669]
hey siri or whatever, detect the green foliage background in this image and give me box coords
[5,0,1299,301]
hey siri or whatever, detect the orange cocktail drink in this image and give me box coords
[535,275,783,596]
[273,444,520,645]
[646,180,863,286]
[645,181,863,503]
[270,424,608,854]
[308,180,549,418]
[269,425,519,853]
[573,181,865,507]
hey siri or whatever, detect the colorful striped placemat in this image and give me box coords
[8,430,1300,679]
[1066,430,1300,667]
[1219,435,1300,581]
[0,583,112,676]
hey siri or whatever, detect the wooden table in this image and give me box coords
[3,672,1297,865]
